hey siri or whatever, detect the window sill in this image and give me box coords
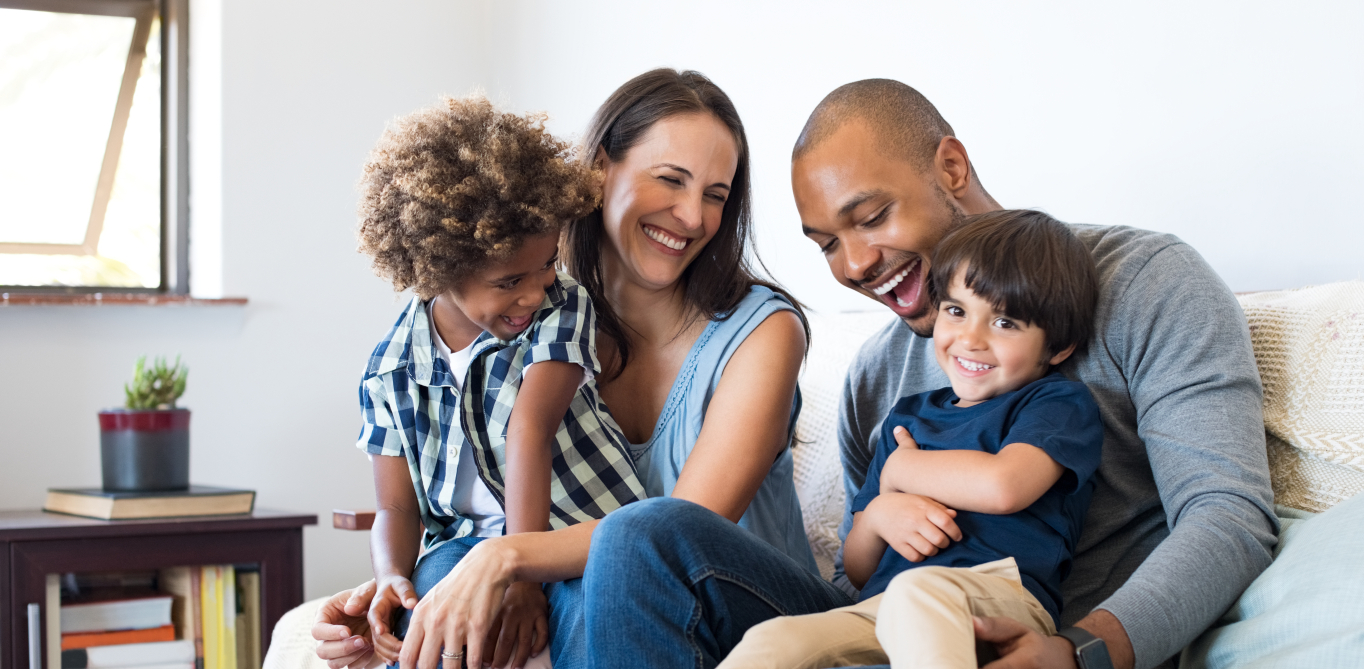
[0,293,247,307]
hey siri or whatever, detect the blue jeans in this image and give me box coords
[396,536,589,668]
[582,497,854,669]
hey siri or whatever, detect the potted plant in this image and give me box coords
[99,356,190,492]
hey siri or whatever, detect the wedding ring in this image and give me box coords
[441,649,463,660]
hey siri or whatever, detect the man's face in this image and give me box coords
[793,121,964,337]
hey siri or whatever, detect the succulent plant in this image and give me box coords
[124,355,188,410]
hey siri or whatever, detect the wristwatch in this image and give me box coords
[1056,627,1115,669]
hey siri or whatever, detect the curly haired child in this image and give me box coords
[353,95,646,668]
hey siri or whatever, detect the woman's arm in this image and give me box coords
[879,426,1065,515]
[670,309,807,521]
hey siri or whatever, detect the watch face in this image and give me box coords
[1076,638,1115,669]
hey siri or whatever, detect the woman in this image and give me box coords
[314,69,846,669]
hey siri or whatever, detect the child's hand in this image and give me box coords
[880,426,922,494]
[481,581,549,669]
[367,574,418,664]
[866,492,962,563]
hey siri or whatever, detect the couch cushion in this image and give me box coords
[1180,495,1364,668]
[792,310,896,580]
[1239,281,1364,512]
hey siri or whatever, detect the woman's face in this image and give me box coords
[598,113,740,293]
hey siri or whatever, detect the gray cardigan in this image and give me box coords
[833,224,1278,669]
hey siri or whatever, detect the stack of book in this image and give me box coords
[52,567,261,669]
[59,591,193,668]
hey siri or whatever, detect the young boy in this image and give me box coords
[720,210,1104,669]
[353,95,646,667]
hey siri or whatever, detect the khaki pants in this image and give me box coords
[718,558,1056,669]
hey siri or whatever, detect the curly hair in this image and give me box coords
[357,95,601,299]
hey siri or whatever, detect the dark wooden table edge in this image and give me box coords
[0,508,317,541]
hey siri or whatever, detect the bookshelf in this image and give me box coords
[0,508,316,669]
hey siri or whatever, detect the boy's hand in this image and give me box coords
[866,492,962,562]
[482,581,549,669]
[881,426,921,494]
[367,574,418,664]
[312,582,380,669]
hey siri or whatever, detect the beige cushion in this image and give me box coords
[1239,281,1364,512]
[791,310,896,580]
[262,596,329,669]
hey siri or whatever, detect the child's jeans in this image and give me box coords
[717,557,1055,669]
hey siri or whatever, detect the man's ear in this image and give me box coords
[934,136,974,199]
[1047,343,1078,367]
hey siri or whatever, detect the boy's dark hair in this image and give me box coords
[929,210,1099,358]
[357,95,601,299]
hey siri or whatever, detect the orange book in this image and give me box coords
[61,623,176,650]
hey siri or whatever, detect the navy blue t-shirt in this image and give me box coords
[850,372,1102,624]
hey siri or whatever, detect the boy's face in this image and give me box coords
[443,232,560,343]
[933,269,1075,407]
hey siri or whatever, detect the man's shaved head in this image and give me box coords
[793,79,955,173]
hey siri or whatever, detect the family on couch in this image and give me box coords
[310,69,1277,669]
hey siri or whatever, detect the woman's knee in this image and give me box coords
[593,497,718,555]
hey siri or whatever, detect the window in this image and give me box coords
[0,0,187,293]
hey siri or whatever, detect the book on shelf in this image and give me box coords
[200,565,241,669]
[59,639,194,668]
[44,486,255,520]
[62,624,176,650]
[235,570,261,669]
[60,594,174,635]
[158,567,204,668]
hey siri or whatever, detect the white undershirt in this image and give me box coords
[428,302,506,538]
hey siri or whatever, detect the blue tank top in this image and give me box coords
[628,286,819,574]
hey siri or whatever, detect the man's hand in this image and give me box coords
[974,610,1135,669]
[974,616,1076,669]
[367,574,419,665]
[312,580,383,669]
[880,426,921,494]
[866,492,961,562]
[482,581,550,669]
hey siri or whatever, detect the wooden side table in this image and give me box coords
[0,508,317,669]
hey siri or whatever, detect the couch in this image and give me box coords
[265,281,1364,669]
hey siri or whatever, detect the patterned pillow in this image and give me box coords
[1239,281,1364,512]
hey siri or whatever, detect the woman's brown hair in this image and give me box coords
[562,68,806,376]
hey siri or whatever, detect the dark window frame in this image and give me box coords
[0,0,190,295]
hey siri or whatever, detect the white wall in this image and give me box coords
[0,0,490,600]
[476,0,1364,313]
[1,0,1361,602]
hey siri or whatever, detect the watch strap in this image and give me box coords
[1056,627,1115,669]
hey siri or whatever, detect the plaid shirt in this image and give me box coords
[357,273,645,553]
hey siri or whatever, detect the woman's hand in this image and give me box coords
[485,581,549,669]
[312,581,382,669]
[399,539,517,669]
[368,574,419,664]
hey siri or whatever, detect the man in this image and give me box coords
[789,79,1277,669]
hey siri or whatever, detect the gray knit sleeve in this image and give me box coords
[1096,243,1278,668]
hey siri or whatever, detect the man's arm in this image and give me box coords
[1088,243,1277,668]
[879,427,1065,515]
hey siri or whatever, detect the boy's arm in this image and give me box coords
[879,426,1065,515]
[368,454,423,660]
[844,493,962,590]
[502,360,583,534]
[843,511,886,589]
